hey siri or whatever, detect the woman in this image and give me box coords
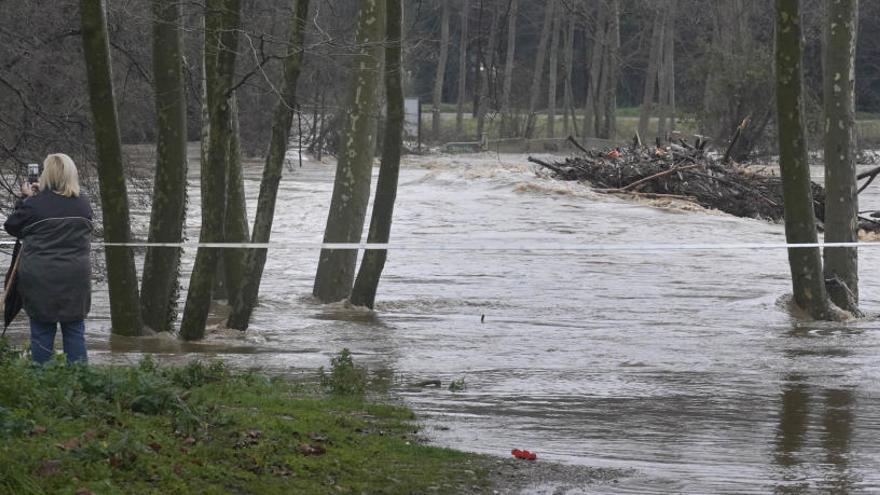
[4,154,93,364]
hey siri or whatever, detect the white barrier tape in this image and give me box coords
[0,240,878,251]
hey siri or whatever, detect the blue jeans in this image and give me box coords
[29,319,88,364]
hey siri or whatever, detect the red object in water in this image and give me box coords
[511,449,537,460]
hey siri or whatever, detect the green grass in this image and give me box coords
[0,343,491,494]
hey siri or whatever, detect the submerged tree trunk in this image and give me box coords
[774,0,839,321]
[600,0,619,140]
[432,0,450,142]
[350,0,404,309]
[499,0,518,137]
[455,0,470,137]
[141,0,188,333]
[637,3,667,141]
[547,2,562,138]
[228,0,310,331]
[313,0,385,304]
[823,0,859,309]
[80,0,143,336]
[525,0,555,138]
[179,0,241,340]
[223,95,249,306]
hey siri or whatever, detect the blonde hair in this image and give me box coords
[39,153,81,197]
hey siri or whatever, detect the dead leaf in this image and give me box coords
[55,437,80,451]
[298,443,326,456]
[36,460,62,476]
[190,458,204,467]
[247,429,262,439]
[148,442,162,453]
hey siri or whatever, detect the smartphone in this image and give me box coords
[27,163,40,184]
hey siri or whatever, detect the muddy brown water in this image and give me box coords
[5,152,880,493]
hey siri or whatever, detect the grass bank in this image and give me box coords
[0,345,492,494]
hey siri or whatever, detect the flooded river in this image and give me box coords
[6,151,880,493]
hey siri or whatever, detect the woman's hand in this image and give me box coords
[20,182,39,197]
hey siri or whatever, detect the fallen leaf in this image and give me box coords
[55,437,80,451]
[298,443,326,456]
[148,442,162,453]
[247,429,263,439]
[190,458,204,467]
[37,460,62,476]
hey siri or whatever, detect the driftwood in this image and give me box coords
[528,145,844,225]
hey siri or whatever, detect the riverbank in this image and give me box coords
[0,343,621,494]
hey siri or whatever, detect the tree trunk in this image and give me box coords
[657,1,674,139]
[547,2,562,138]
[141,0,188,333]
[455,0,470,137]
[80,0,143,336]
[313,0,385,304]
[823,0,859,308]
[228,0,310,331]
[774,0,839,321]
[562,10,575,136]
[350,0,403,309]
[664,0,676,134]
[525,0,555,138]
[223,95,249,307]
[600,0,619,140]
[476,0,499,143]
[637,3,666,141]
[432,0,450,141]
[179,0,241,340]
[499,0,518,137]
[583,5,607,140]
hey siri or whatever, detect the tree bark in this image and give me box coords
[223,95,249,306]
[774,0,839,321]
[637,2,667,141]
[141,0,188,333]
[547,1,562,138]
[313,0,385,304]
[80,0,143,336]
[350,0,404,309]
[179,0,241,340]
[499,0,518,137]
[228,0,310,331]
[657,1,674,139]
[600,0,619,140]
[525,0,555,138]
[455,0,471,137]
[432,0,451,142]
[823,0,859,308]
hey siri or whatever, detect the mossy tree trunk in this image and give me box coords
[312,0,385,304]
[822,0,859,309]
[350,0,404,309]
[141,0,188,333]
[775,0,839,321]
[179,0,241,340]
[80,0,143,336]
[227,0,311,331]
[432,0,450,142]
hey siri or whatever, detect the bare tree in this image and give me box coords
[455,0,471,137]
[525,0,555,138]
[476,0,500,143]
[774,0,840,321]
[141,0,188,333]
[228,0,311,331]
[583,5,607,140]
[179,0,242,340]
[657,0,676,139]
[600,0,619,140]
[637,2,667,141]
[223,95,249,306]
[432,0,451,141]
[823,0,859,310]
[547,1,562,138]
[562,8,576,136]
[499,0,518,137]
[351,0,404,309]
[80,0,143,336]
[313,0,386,304]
